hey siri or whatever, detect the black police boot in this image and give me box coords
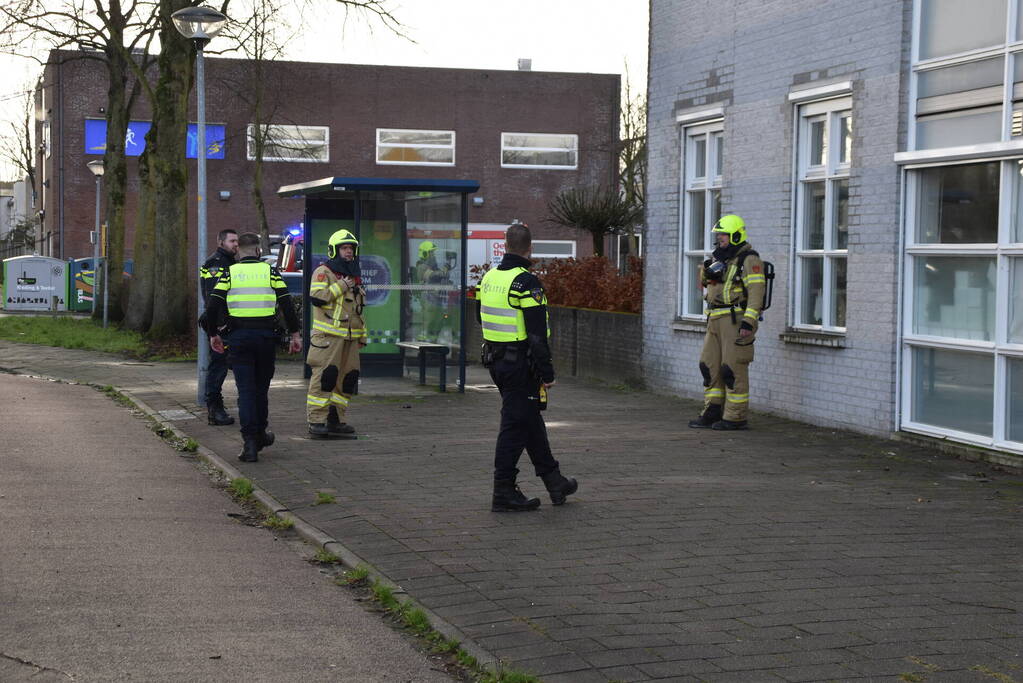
[711,419,749,431]
[492,479,541,512]
[540,468,578,506]
[688,403,723,429]
[207,400,235,426]
[308,423,330,440]
[257,430,275,451]
[327,406,357,438]
[238,438,259,463]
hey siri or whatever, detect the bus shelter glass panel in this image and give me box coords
[405,192,462,346]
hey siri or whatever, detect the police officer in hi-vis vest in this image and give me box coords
[205,233,302,462]
[306,229,366,439]
[478,222,577,511]
[199,228,238,426]
[689,214,766,430]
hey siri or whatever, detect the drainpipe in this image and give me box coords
[57,54,65,260]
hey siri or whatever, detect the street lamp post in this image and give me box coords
[86,159,104,318]
[172,6,228,405]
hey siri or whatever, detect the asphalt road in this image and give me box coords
[0,372,454,682]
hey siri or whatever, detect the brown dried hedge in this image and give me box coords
[470,256,643,313]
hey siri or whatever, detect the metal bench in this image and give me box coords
[395,341,450,392]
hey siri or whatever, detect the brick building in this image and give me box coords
[645,1,1022,460]
[34,49,619,268]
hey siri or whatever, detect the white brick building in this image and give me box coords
[646,1,1023,458]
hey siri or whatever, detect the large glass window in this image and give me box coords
[904,159,1023,452]
[918,0,1007,60]
[911,347,994,436]
[912,1,1017,150]
[500,133,577,169]
[376,129,455,166]
[247,124,329,162]
[678,121,723,318]
[1008,357,1023,442]
[915,163,1000,243]
[912,256,996,340]
[905,3,1023,453]
[793,97,851,331]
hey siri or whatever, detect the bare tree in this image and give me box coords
[219,0,407,253]
[618,71,646,262]
[546,186,643,258]
[0,0,159,322]
[0,90,37,194]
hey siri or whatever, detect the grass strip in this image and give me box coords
[0,315,194,359]
[342,568,541,683]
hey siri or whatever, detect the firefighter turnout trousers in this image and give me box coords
[306,334,361,423]
[699,312,755,422]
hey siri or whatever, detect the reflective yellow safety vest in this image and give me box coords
[478,266,548,342]
[217,261,276,318]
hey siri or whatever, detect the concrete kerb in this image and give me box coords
[112,386,500,674]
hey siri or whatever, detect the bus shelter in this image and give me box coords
[277,177,480,392]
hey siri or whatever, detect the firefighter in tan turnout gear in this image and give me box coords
[689,214,766,431]
[306,229,367,439]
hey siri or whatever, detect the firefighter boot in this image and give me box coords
[238,438,259,463]
[491,479,541,512]
[327,406,357,438]
[257,430,275,451]
[688,403,723,429]
[207,400,235,426]
[711,419,748,431]
[308,423,330,440]
[540,468,578,506]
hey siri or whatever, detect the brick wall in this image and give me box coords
[37,51,619,266]
[464,303,643,387]
[645,0,912,435]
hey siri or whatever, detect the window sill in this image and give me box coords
[671,318,707,333]
[779,329,846,348]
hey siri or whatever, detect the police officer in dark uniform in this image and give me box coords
[477,222,578,511]
[200,228,238,426]
[204,233,302,462]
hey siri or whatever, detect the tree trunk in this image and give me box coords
[250,58,272,252]
[101,39,130,323]
[146,0,193,339]
[124,148,155,332]
[591,230,605,258]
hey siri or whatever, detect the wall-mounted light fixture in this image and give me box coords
[218,190,231,201]
[472,196,484,206]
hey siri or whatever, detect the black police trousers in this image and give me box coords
[489,350,559,482]
[225,328,277,439]
[205,347,229,406]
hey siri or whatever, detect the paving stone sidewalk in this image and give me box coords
[2,340,1020,683]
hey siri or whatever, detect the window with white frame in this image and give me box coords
[531,240,575,259]
[793,96,851,331]
[246,124,329,162]
[678,121,724,318]
[376,128,455,166]
[902,159,1023,449]
[900,1,1023,453]
[911,0,1023,150]
[501,133,577,169]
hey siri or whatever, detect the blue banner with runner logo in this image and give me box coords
[84,119,225,159]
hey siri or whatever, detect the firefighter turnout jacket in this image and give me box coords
[700,243,767,332]
[309,264,367,340]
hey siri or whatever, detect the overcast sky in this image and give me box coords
[0,0,649,181]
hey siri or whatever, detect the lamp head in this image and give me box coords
[87,159,105,177]
[171,6,228,42]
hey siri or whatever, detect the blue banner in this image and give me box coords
[84,119,225,159]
